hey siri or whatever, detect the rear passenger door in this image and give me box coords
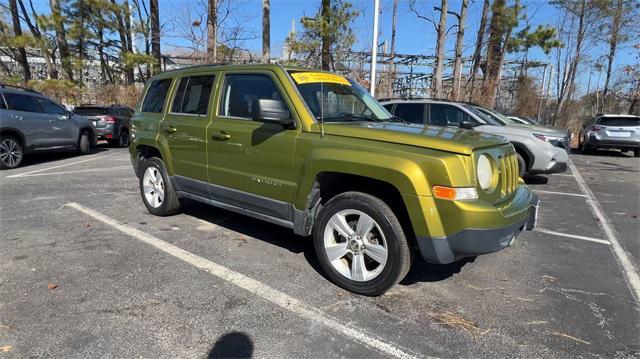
[161,74,216,195]
[393,103,426,124]
[3,93,55,147]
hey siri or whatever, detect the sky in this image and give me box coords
[21,0,640,95]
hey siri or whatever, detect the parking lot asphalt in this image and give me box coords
[1,145,638,358]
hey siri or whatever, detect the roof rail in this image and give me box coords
[0,83,42,95]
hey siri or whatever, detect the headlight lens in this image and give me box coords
[477,154,493,190]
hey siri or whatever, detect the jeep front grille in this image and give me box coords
[498,152,518,197]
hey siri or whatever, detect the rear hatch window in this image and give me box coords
[74,107,109,116]
[598,117,640,127]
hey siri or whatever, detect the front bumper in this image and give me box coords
[416,193,539,264]
[529,146,568,174]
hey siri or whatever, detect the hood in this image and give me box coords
[506,124,569,137]
[314,122,508,155]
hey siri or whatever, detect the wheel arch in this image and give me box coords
[0,127,27,150]
[511,141,532,171]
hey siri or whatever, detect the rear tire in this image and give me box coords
[581,139,593,154]
[78,131,90,155]
[312,191,412,296]
[516,152,526,177]
[0,135,24,169]
[139,157,181,216]
[634,148,639,157]
[117,131,130,148]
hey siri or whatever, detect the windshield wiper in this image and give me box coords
[382,115,409,124]
[319,113,380,122]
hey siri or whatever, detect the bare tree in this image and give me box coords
[17,0,58,79]
[207,0,218,63]
[50,0,74,81]
[451,0,468,101]
[468,0,490,101]
[262,0,270,63]
[9,0,31,81]
[387,0,398,96]
[111,0,135,84]
[150,0,161,72]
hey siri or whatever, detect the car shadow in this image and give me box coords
[523,174,549,185]
[16,146,111,169]
[182,199,474,286]
[571,147,636,158]
[207,331,254,359]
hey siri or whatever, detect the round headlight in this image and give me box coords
[477,154,493,190]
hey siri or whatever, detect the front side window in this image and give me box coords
[172,75,215,115]
[289,71,391,122]
[141,79,172,113]
[4,93,42,113]
[429,104,464,126]
[35,98,68,115]
[394,104,424,124]
[220,74,289,119]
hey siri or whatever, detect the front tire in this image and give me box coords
[78,131,90,155]
[516,152,526,177]
[0,135,24,169]
[139,157,181,216]
[313,192,412,296]
[634,148,639,157]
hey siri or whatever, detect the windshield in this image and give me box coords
[289,71,392,122]
[74,107,108,116]
[598,117,640,127]
[476,107,513,125]
[463,105,503,126]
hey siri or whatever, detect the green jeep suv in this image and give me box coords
[129,64,538,295]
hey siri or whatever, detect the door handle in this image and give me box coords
[163,124,177,133]
[14,115,23,121]
[212,131,231,140]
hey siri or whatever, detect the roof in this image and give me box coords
[149,63,322,80]
[0,83,42,95]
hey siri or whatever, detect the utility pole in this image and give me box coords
[370,0,380,96]
[537,64,548,122]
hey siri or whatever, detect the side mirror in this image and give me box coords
[460,120,479,130]
[252,99,293,127]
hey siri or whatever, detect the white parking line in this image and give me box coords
[568,159,640,303]
[16,166,131,177]
[534,228,610,245]
[533,190,586,198]
[6,152,119,178]
[552,173,575,177]
[65,202,421,359]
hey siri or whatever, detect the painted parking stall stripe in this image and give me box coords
[65,202,422,359]
[6,152,119,178]
[15,165,131,177]
[534,228,610,246]
[533,190,586,198]
[568,159,640,303]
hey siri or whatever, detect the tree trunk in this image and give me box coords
[480,0,506,107]
[17,0,57,79]
[149,0,161,73]
[321,0,331,71]
[468,0,489,101]
[112,0,135,84]
[207,0,218,63]
[601,0,623,112]
[9,0,31,82]
[262,0,270,63]
[387,0,398,97]
[433,0,448,98]
[451,0,468,101]
[556,0,587,118]
[49,0,74,81]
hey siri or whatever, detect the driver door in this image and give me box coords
[207,71,299,222]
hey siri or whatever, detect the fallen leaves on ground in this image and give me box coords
[47,283,58,290]
[0,345,13,352]
[430,311,490,338]
[551,331,591,345]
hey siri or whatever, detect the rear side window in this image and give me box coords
[35,98,67,115]
[394,103,424,124]
[4,93,42,113]
[429,104,465,126]
[74,107,109,116]
[598,117,640,127]
[220,74,288,118]
[141,79,172,113]
[171,75,215,115]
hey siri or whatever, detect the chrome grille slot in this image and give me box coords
[499,155,507,196]
[498,152,517,198]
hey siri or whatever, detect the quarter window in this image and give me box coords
[141,79,172,113]
[220,74,289,119]
[394,104,424,124]
[171,75,215,115]
[3,93,42,113]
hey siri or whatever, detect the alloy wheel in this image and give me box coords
[0,138,22,168]
[142,166,165,208]
[323,209,388,282]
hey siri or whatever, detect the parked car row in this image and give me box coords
[0,84,134,169]
[579,114,640,157]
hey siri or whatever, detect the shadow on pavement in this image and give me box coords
[207,331,254,359]
[571,147,636,158]
[16,144,111,169]
[400,256,475,285]
[523,174,549,185]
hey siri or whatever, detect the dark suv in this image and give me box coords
[0,84,96,169]
[73,104,134,147]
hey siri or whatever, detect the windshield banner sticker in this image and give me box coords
[291,72,351,86]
